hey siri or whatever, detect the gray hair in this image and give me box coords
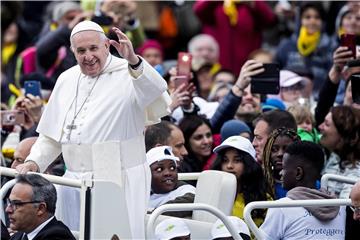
[188,34,219,56]
[15,174,57,214]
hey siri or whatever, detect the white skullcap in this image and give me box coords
[146,146,179,166]
[70,20,105,38]
[211,216,250,239]
[155,218,190,240]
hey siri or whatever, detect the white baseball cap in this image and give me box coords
[146,146,179,166]
[280,70,304,88]
[211,216,250,239]
[70,20,105,38]
[213,136,256,161]
[155,218,190,240]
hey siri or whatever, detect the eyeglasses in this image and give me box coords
[6,199,42,211]
[350,206,360,214]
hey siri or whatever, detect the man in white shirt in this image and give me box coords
[6,174,75,240]
[260,141,346,240]
[15,20,170,238]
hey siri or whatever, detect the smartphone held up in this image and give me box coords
[251,63,280,95]
[1,110,25,126]
[175,52,192,88]
[340,33,357,59]
[24,80,42,98]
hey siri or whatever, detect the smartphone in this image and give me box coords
[251,63,280,94]
[341,33,356,58]
[24,80,42,98]
[1,110,25,126]
[176,52,192,87]
[351,74,360,104]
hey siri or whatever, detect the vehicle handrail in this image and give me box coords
[0,166,83,224]
[178,172,200,181]
[0,166,82,188]
[146,203,242,240]
[321,173,358,190]
[243,198,351,240]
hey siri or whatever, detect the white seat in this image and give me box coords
[192,170,237,223]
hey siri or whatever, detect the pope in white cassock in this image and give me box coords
[16,20,171,238]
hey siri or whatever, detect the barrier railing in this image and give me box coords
[146,203,242,240]
[243,198,351,240]
[321,173,358,190]
[0,167,82,188]
[178,172,200,181]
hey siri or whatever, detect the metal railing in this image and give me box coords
[321,173,358,190]
[146,203,242,240]
[0,167,82,188]
[243,198,351,240]
[178,172,200,181]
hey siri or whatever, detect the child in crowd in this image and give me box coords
[288,104,321,143]
[155,218,191,240]
[147,146,196,218]
[211,216,250,240]
[212,136,269,226]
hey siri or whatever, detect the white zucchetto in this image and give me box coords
[70,20,105,38]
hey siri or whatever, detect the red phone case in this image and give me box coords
[341,34,356,58]
[177,52,192,85]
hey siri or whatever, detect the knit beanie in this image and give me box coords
[220,119,252,142]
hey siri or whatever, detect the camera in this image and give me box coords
[1,110,25,126]
[251,63,280,94]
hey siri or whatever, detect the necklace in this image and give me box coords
[65,55,113,141]
[65,73,100,141]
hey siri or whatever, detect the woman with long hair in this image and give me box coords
[320,105,360,198]
[212,136,269,226]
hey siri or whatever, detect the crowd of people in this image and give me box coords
[1,0,360,239]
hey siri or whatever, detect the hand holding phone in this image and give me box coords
[176,52,192,88]
[340,34,356,59]
[24,81,42,98]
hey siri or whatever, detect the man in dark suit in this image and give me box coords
[5,174,75,240]
[346,180,360,240]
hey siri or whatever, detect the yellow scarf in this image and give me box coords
[223,0,239,26]
[297,26,320,57]
[2,43,17,65]
[337,27,346,38]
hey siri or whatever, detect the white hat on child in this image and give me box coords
[146,146,179,166]
[213,136,256,161]
[71,20,105,38]
[155,218,190,240]
[211,216,250,239]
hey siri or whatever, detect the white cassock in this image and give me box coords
[25,54,171,238]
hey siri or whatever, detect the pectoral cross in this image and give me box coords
[66,119,77,140]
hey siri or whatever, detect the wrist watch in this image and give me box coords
[129,57,142,70]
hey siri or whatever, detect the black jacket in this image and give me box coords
[10,217,75,240]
